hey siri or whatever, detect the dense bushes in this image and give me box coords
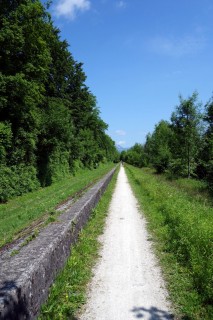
[0,165,40,202]
[0,0,118,201]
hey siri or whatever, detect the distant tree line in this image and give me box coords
[121,92,213,189]
[0,0,119,202]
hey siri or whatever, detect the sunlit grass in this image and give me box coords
[0,163,115,248]
[126,165,213,320]
[143,167,211,205]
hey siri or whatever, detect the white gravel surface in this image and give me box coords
[79,166,173,320]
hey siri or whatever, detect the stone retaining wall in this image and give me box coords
[0,167,116,320]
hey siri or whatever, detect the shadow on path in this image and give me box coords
[0,281,29,320]
[131,306,174,320]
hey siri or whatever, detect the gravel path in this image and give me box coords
[79,166,173,320]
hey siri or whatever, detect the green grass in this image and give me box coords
[0,163,115,249]
[38,166,119,319]
[125,165,213,320]
[142,168,211,206]
[157,169,211,206]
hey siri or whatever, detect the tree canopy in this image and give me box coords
[0,0,118,201]
[123,92,213,190]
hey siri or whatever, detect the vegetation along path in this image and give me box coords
[79,166,173,320]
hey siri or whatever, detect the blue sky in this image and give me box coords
[47,0,213,148]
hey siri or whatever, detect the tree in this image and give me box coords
[150,120,173,173]
[0,0,117,200]
[0,0,53,166]
[170,92,202,178]
[0,0,54,199]
[143,133,155,167]
[198,97,213,188]
[122,143,145,167]
[37,98,73,185]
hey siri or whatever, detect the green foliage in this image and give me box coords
[121,143,146,167]
[0,164,40,202]
[127,92,213,191]
[0,73,42,165]
[37,98,73,186]
[146,121,173,173]
[78,128,100,167]
[44,149,70,185]
[141,93,203,177]
[126,165,213,319]
[129,91,213,192]
[170,92,202,178]
[0,121,12,163]
[101,134,120,163]
[0,0,117,201]
[199,97,213,188]
[0,0,52,82]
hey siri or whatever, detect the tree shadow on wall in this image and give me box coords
[0,280,29,320]
[131,306,174,320]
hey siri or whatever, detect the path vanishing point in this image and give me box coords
[79,166,174,320]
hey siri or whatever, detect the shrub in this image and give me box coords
[0,164,40,202]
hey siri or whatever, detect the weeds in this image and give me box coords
[10,249,19,256]
[20,229,39,247]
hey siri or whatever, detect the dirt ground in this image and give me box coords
[79,165,173,320]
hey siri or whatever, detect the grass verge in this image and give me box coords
[0,163,115,249]
[125,165,213,320]
[38,166,118,319]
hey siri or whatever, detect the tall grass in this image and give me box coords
[0,163,115,248]
[38,167,118,319]
[126,165,213,320]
